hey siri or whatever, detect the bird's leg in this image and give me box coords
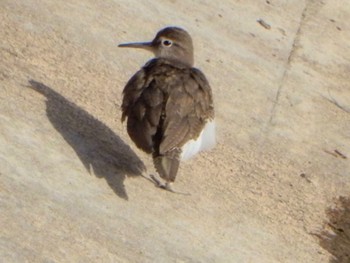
[149,175,190,195]
[149,174,164,188]
[150,175,173,191]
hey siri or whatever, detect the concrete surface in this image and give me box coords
[1,0,350,262]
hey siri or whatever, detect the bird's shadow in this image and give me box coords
[27,80,146,200]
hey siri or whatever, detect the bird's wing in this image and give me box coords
[121,64,164,154]
[122,59,214,158]
[159,68,214,155]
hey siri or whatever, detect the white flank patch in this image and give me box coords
[181,120,216,161]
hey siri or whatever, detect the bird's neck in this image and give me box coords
[154,57,193,69]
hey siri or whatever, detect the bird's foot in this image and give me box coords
[149,174,190,195]
[160,182,174,192]
[149,174,163,188]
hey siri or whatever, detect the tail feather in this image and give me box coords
[153,149,181,182]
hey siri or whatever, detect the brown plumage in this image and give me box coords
[119,27,215,190]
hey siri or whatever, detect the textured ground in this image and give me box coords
[1,0,350,262]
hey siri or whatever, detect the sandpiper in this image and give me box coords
[119,27,215,191]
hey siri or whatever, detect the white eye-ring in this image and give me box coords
[162,39,173,47]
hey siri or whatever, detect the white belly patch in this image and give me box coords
[180,120,216,161]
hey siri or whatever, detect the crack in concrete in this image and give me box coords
[267,1,311,125]
[323,92,350,114]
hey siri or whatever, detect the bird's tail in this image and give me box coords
[153,149,181,182]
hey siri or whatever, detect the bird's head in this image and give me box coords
[119,27,194,67]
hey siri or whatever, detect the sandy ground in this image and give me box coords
[1,0,350,262]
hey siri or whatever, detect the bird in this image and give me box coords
[118,27,215,191]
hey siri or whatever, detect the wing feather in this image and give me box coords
[159,68,214,154]
[121,65,163,153]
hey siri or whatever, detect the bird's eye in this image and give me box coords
[162,39,173,47]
